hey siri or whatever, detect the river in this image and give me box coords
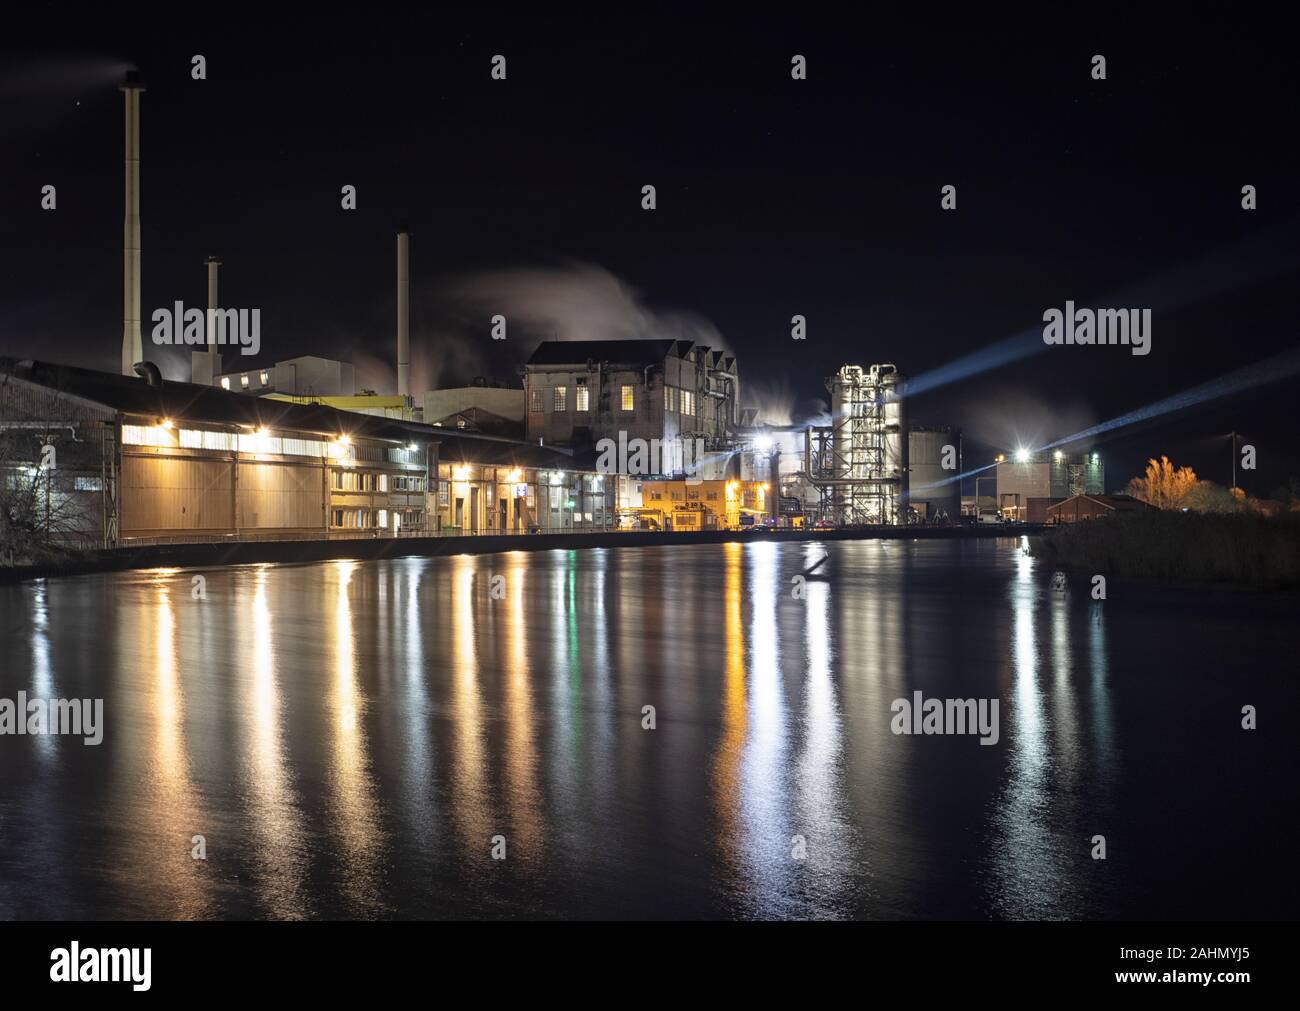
[0,537,1295,919]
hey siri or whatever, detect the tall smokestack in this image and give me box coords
[191,255,222,385]
[206,256,220,347]
[396,228,410,397]
[120,71,144,376]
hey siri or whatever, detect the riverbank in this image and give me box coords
[1031,510,1300,589]
[0,524,1044,584]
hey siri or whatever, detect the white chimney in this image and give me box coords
[397,229,410,397]
[192,255,221,385]
[120,72,144,376]
[206,255,220,346]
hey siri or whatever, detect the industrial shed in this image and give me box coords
[1046,493,1154,523]
[0,358,608,546]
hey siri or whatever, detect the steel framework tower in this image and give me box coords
[806,363,908,524]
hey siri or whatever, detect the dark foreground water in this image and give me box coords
[0,538,1296,920]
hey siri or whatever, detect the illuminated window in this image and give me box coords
[528,388,544,413]
[259,371,270,385]
[240,374,250,388]
[220,377,230,390]
[120,424,176,448]
[553,386,567,412]
[681,390,694,417]
[621,385,634,411]
[575,384,589,411]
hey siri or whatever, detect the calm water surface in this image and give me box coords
[0,538,1295,919]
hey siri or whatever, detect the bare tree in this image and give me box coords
[0,430,92,566]
[1126,456,1199,510]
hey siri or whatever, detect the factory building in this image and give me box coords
[0,358,610,547]
[1047,493,1150,524]
[632,478,771,531]
[212,355,355,398]
[425,381,526,439]
[995,450,1105,521]
[523,339,740,465]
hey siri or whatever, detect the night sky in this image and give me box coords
[4,8,1299,494]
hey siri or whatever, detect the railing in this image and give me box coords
[118,524,621,547]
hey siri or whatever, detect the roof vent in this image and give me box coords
[133,361,163,387]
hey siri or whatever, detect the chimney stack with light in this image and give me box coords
[397,228,410,398]
[192,255,222,385]
[120,71,145,376]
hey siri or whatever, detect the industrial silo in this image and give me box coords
[878,365,908,522]
[908,426,961,522]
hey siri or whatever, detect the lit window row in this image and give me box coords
[530,383,593,413]
[218,371,271,391]
[663,386,695,415]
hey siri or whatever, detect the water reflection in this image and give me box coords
[449,555,490,861]
[239,567,308,918]
[989,538,1091,919]
[712,542,748,889]
[793,544,853,915]
[503,551,543,868]
[133,576,212,918]
[0,537,1270,919]
[327,560,385,914]
[30,582,54,761]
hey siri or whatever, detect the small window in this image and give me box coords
[529,388,544,413]
[259,371,270,385]
[553,386,567,412]
[220,377,230,390]
[621,385,634,411]
[240,374,250,388]
[575,385,589,412]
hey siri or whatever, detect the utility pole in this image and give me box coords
[1231,430,1237,492]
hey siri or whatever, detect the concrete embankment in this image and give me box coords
[1,524,1045,584]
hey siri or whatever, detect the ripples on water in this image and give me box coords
[0,538,1295,919]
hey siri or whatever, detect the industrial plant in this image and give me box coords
[0,68,1101,555]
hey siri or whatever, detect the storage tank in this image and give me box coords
[909,426,961,521]
[878,365,908,520]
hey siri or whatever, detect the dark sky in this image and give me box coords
[3,7,1299,494]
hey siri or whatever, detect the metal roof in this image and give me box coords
[526,339,688,367]
[0,358,579,470]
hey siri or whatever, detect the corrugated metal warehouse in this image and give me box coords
[0,358,611,547]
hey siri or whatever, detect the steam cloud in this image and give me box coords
[415,263,733,390]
